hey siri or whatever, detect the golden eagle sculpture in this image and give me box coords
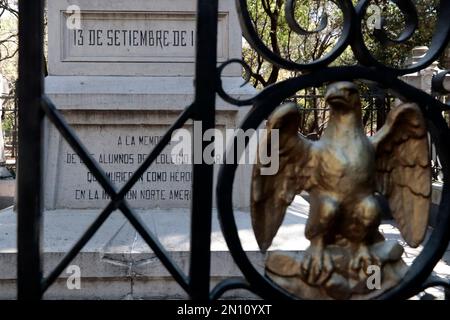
[251,82,431,299]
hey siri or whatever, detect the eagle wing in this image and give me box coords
[251,103,316,251]
[371,103,431,248]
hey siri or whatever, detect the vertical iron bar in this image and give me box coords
[189,0,218,300]
[17,0,45,300]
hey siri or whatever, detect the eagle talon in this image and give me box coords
[301,245,334,285]
[350,245,380,273]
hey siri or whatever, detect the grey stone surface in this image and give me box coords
[402,46,450,92]
[44,76,255,110]
[0,179,15,210]
[44,0,256,211]
[0,198,307,299]
[48,0,242,77]
[1,195,448,299]
[432,182,443,205]
[430,182,443,227]
[42,105,254,210]
[0,167,12,178]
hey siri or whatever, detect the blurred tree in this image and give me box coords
[243,0,344,88]
[242,0,446,136]
[362,0,444,69]
[0,0,18,77]
[0,0,18,166]
[243,0,445,87]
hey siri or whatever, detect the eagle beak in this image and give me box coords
[325,91,349,108]
[325,82,359,110]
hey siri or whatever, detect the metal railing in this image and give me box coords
[16,0,450,300]
[288,91,394,137]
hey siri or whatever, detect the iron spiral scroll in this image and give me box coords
[214,0,450,300]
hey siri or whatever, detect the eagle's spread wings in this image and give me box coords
[371,103,431,248]
[251,103,315,251]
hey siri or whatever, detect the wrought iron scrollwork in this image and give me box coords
[216,59,255,106]
[352,0,450,75]
[235,0,355,71]
[432,70,450,96]
[362,0,418,46]
[284,0,328,35]
[235,0,450,75]
[216,0,450,300]
[217,66,450,300]
[210,278,256,300]
[16,0,450,301]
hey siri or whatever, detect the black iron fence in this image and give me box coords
[291,90,444,183]
[288,90,393,137]
[16,0,450,300]
[431,73,449,182]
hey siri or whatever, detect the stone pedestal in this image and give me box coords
[0,206,304,299]
[266,242,408,300]
[36,0,257,299]
[45,0,256,210]
[402,46,450,93]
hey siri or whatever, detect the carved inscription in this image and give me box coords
[61,12,227,62]
[55,127,192,209]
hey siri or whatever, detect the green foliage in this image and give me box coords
[361,0,441,68]
[242,0,449,137]
[243,0,344,88]
[243,0,446,87]
[0,1,18,91]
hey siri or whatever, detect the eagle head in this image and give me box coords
[325,81,361,112]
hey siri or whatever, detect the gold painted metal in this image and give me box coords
[251,81,431,299]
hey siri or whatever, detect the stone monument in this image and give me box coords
[45,0,255,210]
[0,0,259,299]
[13,0,260,299]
